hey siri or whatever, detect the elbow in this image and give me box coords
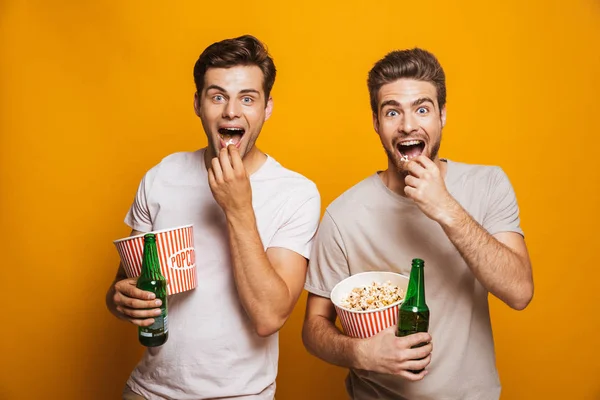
[510,282,534,311]
[254,317,286,338]
[301,322,312,353]
[301,317,322,358]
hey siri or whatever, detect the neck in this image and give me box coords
[204,145,267,175]
[381,156,446,196]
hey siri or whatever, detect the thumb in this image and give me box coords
[377,324,397,337]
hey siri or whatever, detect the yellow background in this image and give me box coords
[2,0,599,399]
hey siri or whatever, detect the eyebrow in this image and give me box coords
[239,89,261,96]
[380,97,436,111]
[380,99,401,110]
[205,85,226,93]
[412,97,435,107]
[205,85,261,96]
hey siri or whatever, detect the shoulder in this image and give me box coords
[143,149,204,182]
[446,159,509,188]
[156,149,203,172]
[326,174,378,218]
[258,155,320,200]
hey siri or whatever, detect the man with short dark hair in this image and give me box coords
[106,35,321,400]
[302,48,533,400]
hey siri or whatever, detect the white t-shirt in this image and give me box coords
[124,148,321,400]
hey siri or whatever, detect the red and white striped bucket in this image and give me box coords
[113,224,197,295]
[330,271,409,339]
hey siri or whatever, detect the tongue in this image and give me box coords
[221,133,242,145]
[402,144,423,159]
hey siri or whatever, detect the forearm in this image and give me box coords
[226,208,294,336]
[302,314,365,369]
[439,204,533,310]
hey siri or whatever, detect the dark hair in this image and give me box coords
[193,35,276,103]
[367,48,446,114]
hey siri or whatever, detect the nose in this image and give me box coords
[400,113,418,135]
[222,99,241,119]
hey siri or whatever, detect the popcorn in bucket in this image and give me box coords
[330,271,409,338]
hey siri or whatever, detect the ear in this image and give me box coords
[193,91,201,117]
[265,97,274,121]
[372,112,380,134]
[441,105,447,128]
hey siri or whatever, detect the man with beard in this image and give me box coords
[106,35,320,399]
[302,48,533,399]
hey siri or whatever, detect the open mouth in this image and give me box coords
[218,127,245,148]
[396,139,425,162]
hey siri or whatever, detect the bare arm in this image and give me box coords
[105,229,163,326]
[208,145,315,337]
[302,293,432,380]
[405,156,533,310]
[302,293,367,369]
[226,209,309,336]
[439,209,533,310]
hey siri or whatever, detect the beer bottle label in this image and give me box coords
[140,313,168,337]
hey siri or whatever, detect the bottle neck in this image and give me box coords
[141,240,163,280]
[403,265,426,309]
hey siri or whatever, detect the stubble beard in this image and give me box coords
[383,134,442,176]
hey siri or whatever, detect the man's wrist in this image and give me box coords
[436,197,463,229]
[352,338,370,370]
[225,206,256,228]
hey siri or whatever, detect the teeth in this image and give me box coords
[399,140,423,146]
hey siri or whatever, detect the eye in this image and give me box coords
[242,96,254,104]
[213,94,225,102]
[417,107,428,114]
[385,110,399,117]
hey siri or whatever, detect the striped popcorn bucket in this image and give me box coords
[113,224,197,295]
[330,271,409,339]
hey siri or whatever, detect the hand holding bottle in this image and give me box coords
[356,325,432,380]
[112,277,163,327]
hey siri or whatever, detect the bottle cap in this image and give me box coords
[412,258,424,267]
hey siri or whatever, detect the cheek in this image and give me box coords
[201,102,223,117]
[379,122,396,140]
[246,109,266,126]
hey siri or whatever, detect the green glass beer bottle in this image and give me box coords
[396,258,430,373]
[136,233,168,347]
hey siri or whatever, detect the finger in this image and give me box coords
[404,332,432,347]
[115,292,163,309]
[404,185,417,199]
[406,160,427,178]
[208,167,216,188]
[407,342,433,360]
[211,156,224,182]
[227,144,245,173]
[402,353,432,372]
[117,305,163,320]
[398,365,429,381]
[218,147,234,177]
[126,316,156,327]
[116,279,155,300]
[415,155,437,169]
[404,175,419,188]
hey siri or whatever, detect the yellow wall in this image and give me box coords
[2,1,599,399]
